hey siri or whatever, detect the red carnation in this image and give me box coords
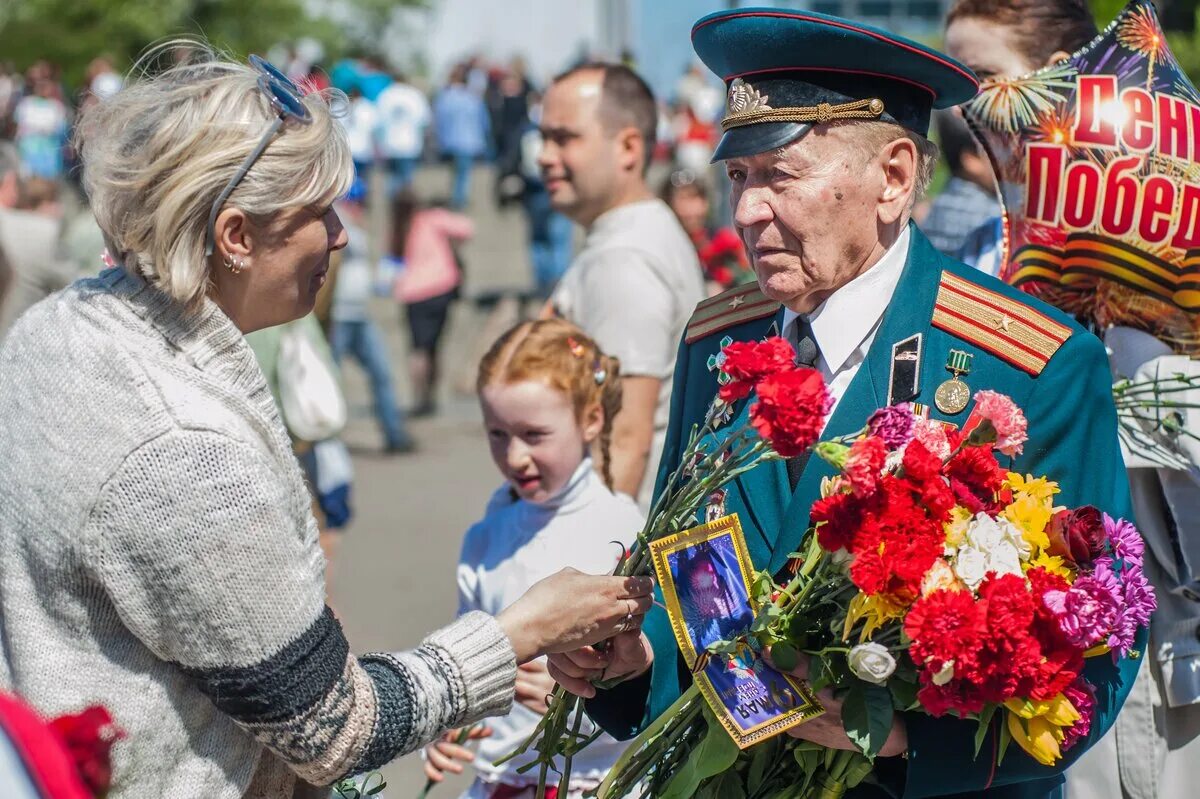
[901,438,943,482]
[49,705,125,796]
[847,478,943,599]
[811,490,868,552]
[845,436,887,497]
[944,445,1006,514]
[906,588,985,677]
[749,367,830,457]
[718,337,796,402]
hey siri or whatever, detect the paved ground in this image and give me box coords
[329,162,542,798]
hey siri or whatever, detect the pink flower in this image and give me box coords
[867,404,915,450]
[910,417,951,461]
[1042,564,1120,649]
[1104,514,1144,568]
[1061,679,1095,751]
[971,391,1028,457]
[844,436,887,497]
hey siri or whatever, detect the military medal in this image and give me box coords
[934,350,973,415]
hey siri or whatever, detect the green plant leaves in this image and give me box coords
[842,682,894,759]
[659,708,740,799]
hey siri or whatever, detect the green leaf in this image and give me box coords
[747,737,776,795]
[842,683,894,759]
[715,770,748,799]
[770,642,799,672]
[843,753,875,788]
[974,705,996,757]
[997,712,1013,765]
[889,678,919,711]
[659,708,740,799]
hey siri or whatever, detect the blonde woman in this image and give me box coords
[0,44,651,798]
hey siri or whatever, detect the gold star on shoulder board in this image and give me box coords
[728,295,746,309]
[994,314,1013,333]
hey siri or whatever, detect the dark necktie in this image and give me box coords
[786,316,819,491]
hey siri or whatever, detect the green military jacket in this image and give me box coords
[588,226,1144,799]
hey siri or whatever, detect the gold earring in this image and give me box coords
[223,254,245,275]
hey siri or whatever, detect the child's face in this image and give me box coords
[481,379,602,503]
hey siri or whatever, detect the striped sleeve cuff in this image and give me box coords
[423,611,516,725]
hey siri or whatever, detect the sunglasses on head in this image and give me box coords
[203,55,314,258]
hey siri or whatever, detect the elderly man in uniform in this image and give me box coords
[549,9,1144,798]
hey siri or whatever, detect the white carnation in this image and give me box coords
[848,642,897,685]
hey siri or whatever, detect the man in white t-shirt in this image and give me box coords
[375,74,431,197]
[540,63,705,508]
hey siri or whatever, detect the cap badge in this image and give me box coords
[728,78,772,115]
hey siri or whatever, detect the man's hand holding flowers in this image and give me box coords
[547,630,653,699]
[765,650,909,758]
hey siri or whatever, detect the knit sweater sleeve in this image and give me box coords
[84,429,516,784]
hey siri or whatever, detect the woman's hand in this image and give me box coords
[769,651,907,758]
[422,725,492,783]
[515,660,557,715]
[496,569,653,663]
[547,630,654,698]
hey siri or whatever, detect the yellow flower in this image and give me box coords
[842,593,906,642]
[1004,694,1081,766]
[1028,550,1074,579]
[1002,493,1053,553]
[1005,472,1059,501]
[944,506,973,549]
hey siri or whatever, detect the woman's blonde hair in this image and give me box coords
[477,319,624,490]
[76,39,353,309]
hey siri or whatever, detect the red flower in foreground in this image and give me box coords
[845,436,887,497]
[847,478,944,599]
[49,706,124,796]
[748,367,830,457]
[718,337,796,402]
[944,445,1007,514]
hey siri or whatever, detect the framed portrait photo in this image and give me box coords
[650,514,824,748]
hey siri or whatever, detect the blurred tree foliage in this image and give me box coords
[0,0,418,87]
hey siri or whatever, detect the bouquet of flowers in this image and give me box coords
[593,380,1157,798]
[498,337,834,797]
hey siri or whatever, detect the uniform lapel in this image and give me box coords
[767,226,945,573]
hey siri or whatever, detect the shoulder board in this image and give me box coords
[685,283,780,344]
[931,271,1072,376]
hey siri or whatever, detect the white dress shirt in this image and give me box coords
[782,226,910,414]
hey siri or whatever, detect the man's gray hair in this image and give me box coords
[0,142,20,183]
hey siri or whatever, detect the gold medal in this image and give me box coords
[934,350,974,415]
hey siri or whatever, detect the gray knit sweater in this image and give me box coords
[0,268,517,798]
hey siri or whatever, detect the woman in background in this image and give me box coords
[391,191,472,417]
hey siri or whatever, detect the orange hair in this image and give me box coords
[477,319,623,490]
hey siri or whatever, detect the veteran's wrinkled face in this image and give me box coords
[725,125,899,314]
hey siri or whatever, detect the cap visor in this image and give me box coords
[711,121,812,162]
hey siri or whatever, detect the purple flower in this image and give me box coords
[1043,565,1121,648]
[867,403,915,451]
[1104,514,1145,568]
[1105,564,1157,657]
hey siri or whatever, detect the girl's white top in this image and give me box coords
[457,458,645,787]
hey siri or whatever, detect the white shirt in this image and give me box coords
[551,199,706,507]
[782,226,910,414]
[375,82,431,159]
[341,97,378,162]
[456,459,645,787]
